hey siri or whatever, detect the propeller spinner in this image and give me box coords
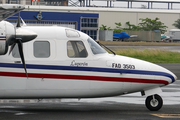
[8,12,37,77]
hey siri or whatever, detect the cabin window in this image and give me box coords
[34,41,50,58]
[67,41,88,58]
[66,29,80,38]
[12,44,20,58]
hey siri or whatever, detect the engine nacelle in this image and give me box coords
[0,21,15,55]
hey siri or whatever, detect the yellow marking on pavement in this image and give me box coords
[152,114,180,118]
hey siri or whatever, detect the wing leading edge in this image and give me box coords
[0,4,25,21]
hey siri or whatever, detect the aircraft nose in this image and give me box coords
[164,67,177,83]
[171,71,177,82]
[155,64,177,84]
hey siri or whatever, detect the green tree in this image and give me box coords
[172,19,180,29]
[113,22,122,33]
[138,17,167,33]
[99,24,112,30]
[115,22,122,29]
[125,21,141,31]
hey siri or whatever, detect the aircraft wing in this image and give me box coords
[0,4,25,21]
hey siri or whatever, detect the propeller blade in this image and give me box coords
[7,11,33,78]
[16,12,21,27]
[17,39,28,77]
[9,43,16,55]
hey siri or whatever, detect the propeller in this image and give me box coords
[9,38,28,77]
[8,12,37,77]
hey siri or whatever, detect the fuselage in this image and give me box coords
[0,25,177,99]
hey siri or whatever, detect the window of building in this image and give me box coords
[81,18,98,27]
[67,41,88,58]
[81,17,98,40]
[34,41,50,58]
[81,30,97,40]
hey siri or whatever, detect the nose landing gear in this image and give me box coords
[145,94,163,111]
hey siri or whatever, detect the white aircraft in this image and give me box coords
[0,4,177,111]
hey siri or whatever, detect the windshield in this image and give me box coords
[87,37,107,54]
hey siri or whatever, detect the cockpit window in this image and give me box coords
[87,37,107,54]
[67,41,88,58]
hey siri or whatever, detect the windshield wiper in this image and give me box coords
[97,41,116,55]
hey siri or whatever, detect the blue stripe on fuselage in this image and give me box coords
[0,62,175,83]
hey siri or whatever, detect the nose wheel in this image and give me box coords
[145,94,163,111]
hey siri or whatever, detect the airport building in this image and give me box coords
[7,10,99,40]
[2,0,180,39]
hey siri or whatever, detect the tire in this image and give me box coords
[145,94,163,111]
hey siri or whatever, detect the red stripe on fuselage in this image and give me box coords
[0,71,169,85]
[0,39,6,41]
